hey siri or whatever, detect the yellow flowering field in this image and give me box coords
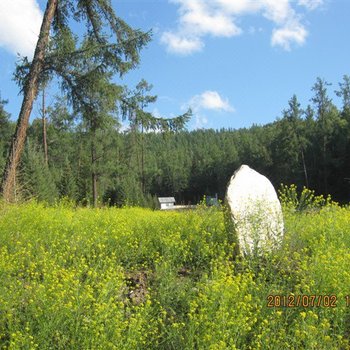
[1,197,350,349]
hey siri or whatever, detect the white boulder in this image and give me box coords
[226,165,284,255]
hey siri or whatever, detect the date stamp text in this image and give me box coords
[267,294,338,308]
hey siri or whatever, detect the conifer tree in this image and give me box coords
[1,0,151,202]
[0,95,12,175]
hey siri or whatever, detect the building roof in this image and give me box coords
[158,197,176,203]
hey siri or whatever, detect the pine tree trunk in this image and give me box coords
[141,123,145,193]
[91,136,98,207]
[323,135,328,194]
[42,88,48,166]
[92,170,98,207]
[0,0,57,201]
[300,148,309,188]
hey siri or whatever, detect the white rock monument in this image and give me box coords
[226,165,284,255]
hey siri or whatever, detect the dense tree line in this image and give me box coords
[1,75,350,206]
[1,0,194,205]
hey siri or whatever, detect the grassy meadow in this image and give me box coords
[1,192,350,349]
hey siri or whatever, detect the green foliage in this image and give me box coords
[1,203,350,348]
[11,74,350,205]
[8,0,151,205]
[336,75,350,111]
[18,142,58,203]
[0,94,13,175]
[279,184,334,212]
[58,157,77,199]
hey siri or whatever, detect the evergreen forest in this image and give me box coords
[1,75,350,206]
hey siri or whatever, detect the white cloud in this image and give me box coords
[271,20,308,51]
[188,91,235,113]
[193,115,208,129]
[298,0,324,10]
[161,0,323,54]
[214,0,262,15]
[161,32,204,55]
[263,1,294,24]
[178,0,241,37]
[0,0,42,58]
[183,90,234,129]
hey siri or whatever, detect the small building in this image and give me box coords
[158,197,176,210]
[206,194,219,206]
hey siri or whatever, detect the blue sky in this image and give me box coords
[0,0,349,130]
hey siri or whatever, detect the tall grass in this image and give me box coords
[0,197,350,349]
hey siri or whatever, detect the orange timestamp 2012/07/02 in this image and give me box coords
[267,294,339,308]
